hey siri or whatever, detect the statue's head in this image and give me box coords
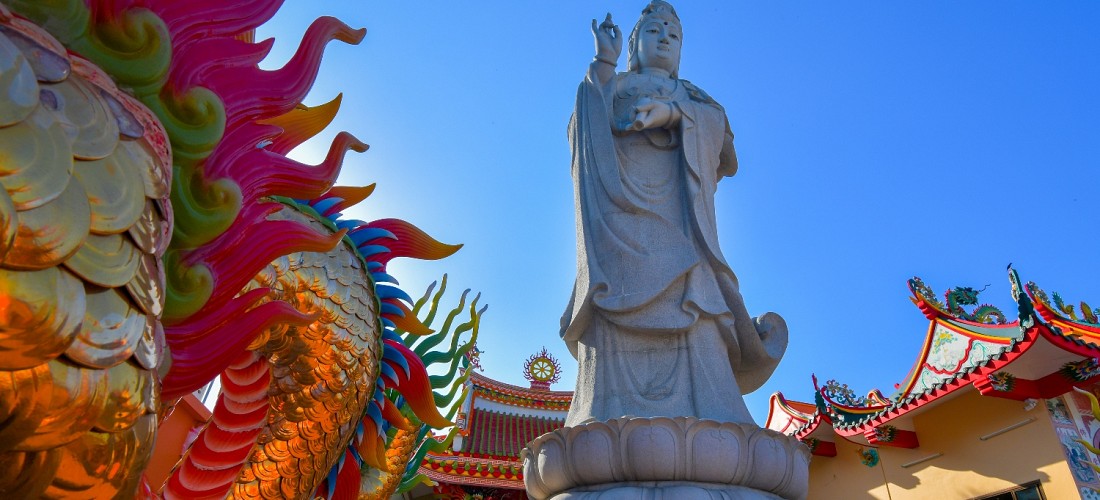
[627,0,682,78]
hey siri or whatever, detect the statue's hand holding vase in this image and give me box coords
[629,96,680,131]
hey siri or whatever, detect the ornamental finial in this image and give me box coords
[523,347,562,390]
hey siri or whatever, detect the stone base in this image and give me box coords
[550,482,783,499]
[520,417,809,500]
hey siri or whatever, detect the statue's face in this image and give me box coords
[635,18,681,75]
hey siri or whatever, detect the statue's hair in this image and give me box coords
[626,0,681,78]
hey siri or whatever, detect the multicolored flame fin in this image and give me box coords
[366,219,464,268]
[358,276,486,499]
[381,339,452,429]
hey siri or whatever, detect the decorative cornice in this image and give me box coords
[469,371,572,406]
[418,463,525,490]
[472,385,571,410]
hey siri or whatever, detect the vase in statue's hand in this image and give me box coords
[629,95,681,131]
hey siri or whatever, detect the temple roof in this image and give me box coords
[418,354,573,490]
[767,268,1100,453]
[458,408,565,458]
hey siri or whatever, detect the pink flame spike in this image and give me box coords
[261,95,343,155]
[365,219,463,269]
[162,294,312,399]
[149,0,283,45]
[189,222,346,320]
[209,17,365,129]
[317,185,377,217]
[232,132,367,201]
[167,36,274,93]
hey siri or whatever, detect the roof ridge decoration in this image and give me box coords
[805,272,1028,432]
[1025,278,1100,337]
[812,375,890,425]
[1054,293,1099,325]
[472,385,572,410]
[1016,267,1100,356]
[908,276,1008,324]
[466,344,485,372]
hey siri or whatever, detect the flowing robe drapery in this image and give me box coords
[561,66,787,426]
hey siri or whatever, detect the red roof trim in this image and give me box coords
[936,317,1017,343]
[807,439,837,457]
[1035,321,1100,358]
[793,412,832,441]
[765,393,812,434]
[830,324,1040,437]
[470,372,573,400]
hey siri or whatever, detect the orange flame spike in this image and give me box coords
[385,299,433,336]
[323,184,377,211]
[356,420,386,471]
[381,395,415,432]
[260,94,343,154]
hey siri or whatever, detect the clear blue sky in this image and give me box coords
[257,2,1100,423]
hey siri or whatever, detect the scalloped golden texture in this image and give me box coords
[0,27,38,126]
[4,178,89,269]
[0,106,73,210]
[0,21,171,499]
[0,267,84,370]
[40,76,118,160]
[228,208,381,499]
[72,142,147,235]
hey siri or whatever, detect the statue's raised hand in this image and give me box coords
[591,13,622,64]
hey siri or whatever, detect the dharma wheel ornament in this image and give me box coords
[524,347,562,390]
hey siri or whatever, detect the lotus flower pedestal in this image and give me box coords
[521,417,810,500]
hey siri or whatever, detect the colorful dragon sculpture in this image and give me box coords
[908,277,1008,325]
[0,1,480,498]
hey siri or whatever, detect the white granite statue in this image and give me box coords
[561,0,788,427]
[525,4,809,498]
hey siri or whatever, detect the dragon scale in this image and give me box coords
[164,207,381,498]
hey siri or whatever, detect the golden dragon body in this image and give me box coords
[0,1,480,498]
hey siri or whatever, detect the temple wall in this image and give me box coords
[808,390,1078,499]
[807,435,892,499]
[1050,382,1100,498]
[145,394,212,488]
